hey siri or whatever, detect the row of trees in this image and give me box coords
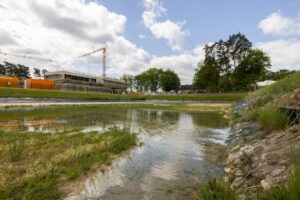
[0,62,48,78]
[193,33,271,92]
[122,68,181,93]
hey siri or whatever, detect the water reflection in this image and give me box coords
[0,106,229,200]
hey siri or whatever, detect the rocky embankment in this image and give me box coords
[225,88,300,198]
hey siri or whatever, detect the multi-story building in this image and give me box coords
[44,71,125,93]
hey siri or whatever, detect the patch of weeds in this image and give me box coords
[9,137,25,161]
[258,108,288,131]
[197,179,237,200]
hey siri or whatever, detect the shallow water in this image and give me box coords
[0,106,229,199]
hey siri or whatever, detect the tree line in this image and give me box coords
[193,33,272,92]
[0,62,48,78]
[122,68,181,93]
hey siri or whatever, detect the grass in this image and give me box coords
[248,71,300,107]
[9,137,24,161]
[0,126,138,199]
[257,108,289,131]
[197,179,237,200]
[0,87,246,101]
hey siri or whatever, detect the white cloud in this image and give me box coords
[0,0,151,76]
[150,45,205,84]
[0,0,201,84]
[256,39,300,71]
[259,11,300,36]
[142,0,189,52]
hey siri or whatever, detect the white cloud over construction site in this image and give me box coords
[0,0,299,85]
[0,0,198,84]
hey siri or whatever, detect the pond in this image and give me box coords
[0,105,229,199]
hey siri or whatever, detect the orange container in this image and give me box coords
[0,76,20,88]
[25,79,56,90]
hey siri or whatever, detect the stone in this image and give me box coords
[271,166,286,177]
[234,169,244,176]
[260,177,274,190]
[231,177,244,188]
[224,167,232,173]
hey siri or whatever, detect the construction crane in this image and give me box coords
[77,45,107,77]
[0,51,56,62]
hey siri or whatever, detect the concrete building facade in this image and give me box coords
[45,71,125,93]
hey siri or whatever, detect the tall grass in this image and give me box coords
[9,137,24,161]
[257,108,289,131]
[197,179,237,200]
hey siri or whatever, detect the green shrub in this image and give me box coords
[258,108,288,130]
[197,179,237,200]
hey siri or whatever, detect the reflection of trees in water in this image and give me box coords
[190,112,228,128]
[135,110,180,125]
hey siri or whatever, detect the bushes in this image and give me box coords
[257,108,288,131]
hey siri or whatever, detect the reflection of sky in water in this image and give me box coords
[0,107,229,200]
[64,110,229,200]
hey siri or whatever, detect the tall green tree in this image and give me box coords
[204,33,252,91]
[193,57,220,92]
[159,69,181,92]
[232,49,271,89]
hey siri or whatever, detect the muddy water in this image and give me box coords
[0,106,229,199]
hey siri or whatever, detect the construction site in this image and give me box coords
[0,45,126,93]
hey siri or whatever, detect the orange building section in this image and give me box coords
[25,79,57,90]
[0,76,20,88]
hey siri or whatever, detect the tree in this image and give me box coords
[193,57,220,92]
[160,69,181,92]
[17,64,30,78]
[42,69,48,78]
[33,68,41,78]
[122,74,135,92]
[4,62,18,77]
[0,63,5,75]
[232,49,271,89]
[135,74,148,92]
[204,33,252,91]
[144,68,162,92]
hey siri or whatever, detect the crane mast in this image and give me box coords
[77,45,107,77]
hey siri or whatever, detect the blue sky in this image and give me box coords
[0,0,300,84]
[98,0,300,56]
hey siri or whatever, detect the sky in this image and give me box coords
[0,0,300,84]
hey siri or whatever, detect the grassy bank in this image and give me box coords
[0,87,246,101]
[241,71,300,130]
[0,127,138,199]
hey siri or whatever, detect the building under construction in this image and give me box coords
[44,71,125,93]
